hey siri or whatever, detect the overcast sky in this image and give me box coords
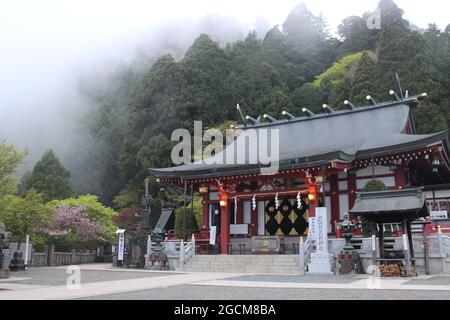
[0,0,448,170]
[1,0,448,112]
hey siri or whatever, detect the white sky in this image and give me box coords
[0,0,448,167]
[1,0,448,92]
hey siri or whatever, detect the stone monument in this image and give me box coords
[308,207,335,274]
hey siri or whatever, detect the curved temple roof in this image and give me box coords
[349,188,429,223]
[150,95,449,180]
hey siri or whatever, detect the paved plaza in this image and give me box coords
[0,264,449,300]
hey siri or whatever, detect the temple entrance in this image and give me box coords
[264,198,309,236]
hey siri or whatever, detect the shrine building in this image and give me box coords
[149,91,450,254]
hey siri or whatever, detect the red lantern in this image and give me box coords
[308,185,317,202]
[219,191,228,208]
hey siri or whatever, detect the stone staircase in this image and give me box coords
[175,255,302,274]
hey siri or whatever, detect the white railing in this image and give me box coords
[146,238,196,270]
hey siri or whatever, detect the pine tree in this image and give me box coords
[26,150,75,201]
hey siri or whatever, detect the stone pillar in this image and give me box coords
[191,234,196,256]
[48,245,55,267]
[308,207,335,274]
[437,227,447,275]
[71,249,77,264]
[179,239,185,270]
[299,237,305,275]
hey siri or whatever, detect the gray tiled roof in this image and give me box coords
[349,188,429,223]
[150,98,449,179]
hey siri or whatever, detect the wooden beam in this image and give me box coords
[406,221,415,260]
[330,173,340,233]
[220,200,230,254]
[201,193,209,229]
[378,224,384,259]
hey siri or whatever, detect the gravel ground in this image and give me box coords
[76,284,450,300]
[5,267,177,286]
[404,276,450,286]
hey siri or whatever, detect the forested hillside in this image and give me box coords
[79,0,450,206]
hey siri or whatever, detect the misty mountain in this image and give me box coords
[2,0,450,207]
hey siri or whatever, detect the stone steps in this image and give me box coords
[176,254,302,274]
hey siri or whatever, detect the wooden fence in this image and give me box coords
[31,245,96,267]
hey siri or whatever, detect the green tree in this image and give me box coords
[77,0,450,207]
[0,189,53,248]
[0,140,28,197]
[26,150,75,201]
[364,180,388,192]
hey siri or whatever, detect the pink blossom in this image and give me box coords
[43,205,106,242]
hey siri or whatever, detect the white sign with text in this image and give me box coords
[118,232,125,261]
[209,226,217,245]
[315,207,328,253]
[430,211,448,219]
[309,217,317,241]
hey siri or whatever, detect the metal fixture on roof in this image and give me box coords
[282,110,296,120]
[366,95,377,107]
[263,114,278,123]
[389,90,401,101]
[236,104,247,127]
[245,115,260,125]
[322,104,334,114]
[301,107,315,117]
[417,92,428,101]
[344,100,356,110]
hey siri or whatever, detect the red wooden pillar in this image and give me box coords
[348,173,357,220]
[394,166,406,189]
[308,185,318,217]
[220,201,230,254]
[201,193,209,229]
[330,173,340,233]
[251,202,258,236]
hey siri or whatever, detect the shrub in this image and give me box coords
[174,207,198,239]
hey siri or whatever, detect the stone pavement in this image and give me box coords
[0,264,448,300]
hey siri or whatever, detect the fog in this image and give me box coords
[0,0,448,184]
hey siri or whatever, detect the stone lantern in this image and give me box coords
[340,214,356,251]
